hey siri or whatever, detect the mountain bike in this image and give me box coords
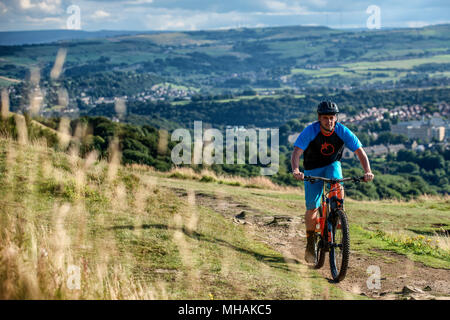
[304,175,365,282]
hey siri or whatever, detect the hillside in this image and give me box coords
[1,112,448,202]
[0,136,358,299]
[0,134,448,300]
[1,24,449,94]
[1,24,449,147]
[0,30,147,46]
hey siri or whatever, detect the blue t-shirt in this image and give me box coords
[294,121,362,170]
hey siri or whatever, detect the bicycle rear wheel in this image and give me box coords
[329,210,350,282]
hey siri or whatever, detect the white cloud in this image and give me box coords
[124,0,154,4]
[0,2,8,14]
[19,0,34,10]
[91,10,110,19]
[306,0,327,8]
[18,0,62,13]
[37,0,62,14]
[24,15,63,23]
[263,0,309,15]
[265,1,289,11]
[407,21,430,28]
[144,10,253,31]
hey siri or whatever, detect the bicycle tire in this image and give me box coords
[313,233,326,269]
[329,210,350,282]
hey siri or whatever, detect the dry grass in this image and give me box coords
[0,135,161,299]
[166,166,298,192]
[428,229,450,252]
[125,163,155,173]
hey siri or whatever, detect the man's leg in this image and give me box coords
[304,207,319,262]
[305,208,319,231]
[303,168,324,263]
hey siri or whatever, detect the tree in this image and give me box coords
[375,132,395,145]
[397,162,420,174]
[380,120,391,131]
[419,154,445,171]
[396,149,417,163]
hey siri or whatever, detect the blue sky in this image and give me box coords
[0,0,449,31]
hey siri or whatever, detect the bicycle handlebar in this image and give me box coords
[304,175,365,184]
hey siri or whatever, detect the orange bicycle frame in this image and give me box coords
[316,182,344,236]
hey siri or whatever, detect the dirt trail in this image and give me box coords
[171,187,450,300]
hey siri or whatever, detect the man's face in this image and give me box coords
[318,114,337,132]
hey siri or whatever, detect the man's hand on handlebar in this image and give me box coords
[293,169,374,183]
[363,171,374,182]
[292,169,304,181]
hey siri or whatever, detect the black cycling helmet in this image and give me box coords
[317,101,339,115]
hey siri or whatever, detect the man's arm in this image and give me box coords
[354,147,374,182]
[291,146,305,180]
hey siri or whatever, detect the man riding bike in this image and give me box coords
[291,101,374,263]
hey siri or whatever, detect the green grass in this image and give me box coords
[0,137,363,299]
[291,67,349,77]
[343,54,450,70]
[0,79,11,88]
[171,94,305,106]
[350,225,450,269]
[290,54,450,85]
[340,196,450,269]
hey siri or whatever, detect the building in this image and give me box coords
[392,117,448,142]
[387,144,406,154]
[432,126,446,141]
[343,143,405,160]
[364,145,389,157]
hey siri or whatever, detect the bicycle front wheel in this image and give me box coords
[329,210,350,282]
[313,233,326,269]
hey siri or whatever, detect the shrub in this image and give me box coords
[200,175,216,183]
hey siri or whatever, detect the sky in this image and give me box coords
[0,0,449,31]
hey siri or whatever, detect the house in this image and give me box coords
[387,144,406,154]
[364,145,388,157]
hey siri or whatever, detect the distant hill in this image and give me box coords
[0,29,155,46]
[1,24,449,125]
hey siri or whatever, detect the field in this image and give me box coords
[171,94,306,106]
[0,126,448,300]
[290,54,450,86]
